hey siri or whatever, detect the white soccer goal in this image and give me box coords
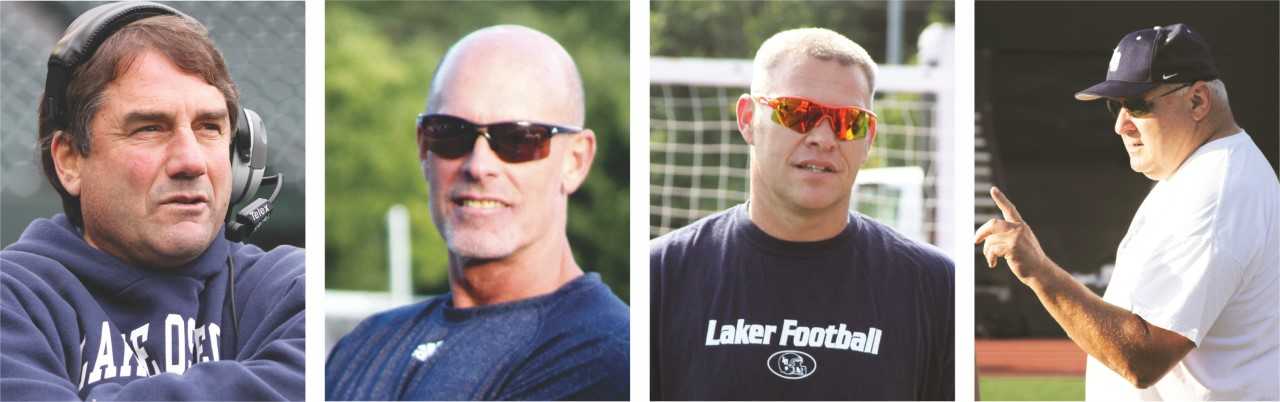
[650,25,956,249]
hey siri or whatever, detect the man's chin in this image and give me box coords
[784,190,849,214]
[146,224,218,267]
[444,228,520,261]
[447,240,517,261]
[1128,159,1159,178]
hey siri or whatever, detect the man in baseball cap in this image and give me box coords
[977,23,1278,400]
[1075,23,1219,101]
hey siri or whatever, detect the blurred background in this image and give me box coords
[324,1,628,353]
[649,0,958,253]
[0,1,306,251]
[975,2,1279,400]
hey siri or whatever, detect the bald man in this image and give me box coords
[325,25,629,401]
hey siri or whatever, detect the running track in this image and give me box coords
[977,339,1085,376]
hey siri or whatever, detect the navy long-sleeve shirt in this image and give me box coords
[0,214,305,401]
[326,273,629,400]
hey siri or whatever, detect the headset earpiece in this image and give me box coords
[229,107,267,205]
[225,107,280,242]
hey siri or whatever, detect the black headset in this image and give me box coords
[42,1,281,243]
[43,1,285,345]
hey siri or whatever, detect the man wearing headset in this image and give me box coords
[324,25,628,400]
[976,24,1278,400]
[650,28,954,400]
[0,3,304,400]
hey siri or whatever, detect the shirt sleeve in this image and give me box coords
[491,323,630,400]
[1127,192,1243,346]
[924,253,955,401]
[649,240,666,399]
[1,263,87,401]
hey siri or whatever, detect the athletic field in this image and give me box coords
[977,339,1085,401]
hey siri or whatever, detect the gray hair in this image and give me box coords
[1204,79,1230,110]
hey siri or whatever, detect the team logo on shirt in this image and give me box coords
[411,340,442,362]
[78,315,222,391]
[704,318,883,355]
[766,350,816,379]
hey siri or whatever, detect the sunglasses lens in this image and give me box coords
[837,109,873,141]
[769,97,872,141]
[770,98,802,132]
[420,116,475,158]
[1127,100,1151,117]
[1105,99,1151,118]
[488,123,552,163]
[772,98,823,133]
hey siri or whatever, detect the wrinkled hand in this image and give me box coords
[974,187,1052,283]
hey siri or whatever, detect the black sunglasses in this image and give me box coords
[416,114,582,163]
[1106,83,1193,118]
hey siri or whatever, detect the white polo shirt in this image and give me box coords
[1085,132,1280,401]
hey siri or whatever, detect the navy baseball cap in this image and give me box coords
[1075,23,1219,101]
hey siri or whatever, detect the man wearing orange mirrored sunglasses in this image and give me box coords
[651,28,954,400]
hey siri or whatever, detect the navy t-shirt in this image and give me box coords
[650,204,954,400]
[326,273,629,400]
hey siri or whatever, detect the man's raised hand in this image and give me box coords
[974,186,1054,283]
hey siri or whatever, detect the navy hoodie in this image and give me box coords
[0,215,305,401]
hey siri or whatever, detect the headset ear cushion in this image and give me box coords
[229,107,267,207]
[229,107,252,205]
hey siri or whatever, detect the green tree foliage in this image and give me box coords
[325,1,630,301]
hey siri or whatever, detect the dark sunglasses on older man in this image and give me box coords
[416,114,582,163]
[1106,82,1193,118]
[753,95,877,141]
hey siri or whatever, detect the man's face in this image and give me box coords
[1112,84,1200,180]
[68,50,232,268]
[423,64,577,260]
[744,57,874,213]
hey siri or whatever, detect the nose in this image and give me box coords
[1114,108,1138,138]
[165,125,209,179]
[460,133,503,180]
[804,116,840,151]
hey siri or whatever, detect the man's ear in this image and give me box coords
[1189,82,1211,122]
[560,129,596,195]
[736,94,755,145]
[50,131,84,196]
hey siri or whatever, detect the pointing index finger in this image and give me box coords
[990,186,1024,223]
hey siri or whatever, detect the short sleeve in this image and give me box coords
[1125,182,1244,346]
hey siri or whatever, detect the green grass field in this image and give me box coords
[980,375,1084,401]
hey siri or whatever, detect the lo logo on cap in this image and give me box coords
[1108,48,1122,72]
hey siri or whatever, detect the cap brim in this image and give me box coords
[1074,80,1160,101]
